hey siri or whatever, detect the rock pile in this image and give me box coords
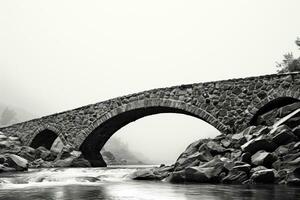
[131,102,300,185]
[0,132,90,173]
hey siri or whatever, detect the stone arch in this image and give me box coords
[249,89,300,126]
[78,98,228,166]
[27,125,67,149]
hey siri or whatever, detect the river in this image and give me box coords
[0,166,299,200]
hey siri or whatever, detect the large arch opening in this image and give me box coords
[250,97,300,126]
[79,106,223,167]
[30,129,59,150]
[102,113,220,165]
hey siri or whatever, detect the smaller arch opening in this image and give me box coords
[250,97,300,126]
[30,129,59,149]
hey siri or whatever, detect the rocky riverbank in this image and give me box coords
[0,132,91,172]
[0,133,142,172]
[131,102,300,186]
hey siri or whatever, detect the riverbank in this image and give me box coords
[131,102,300,186]
[1,102,300,186]
[0,166,300,200]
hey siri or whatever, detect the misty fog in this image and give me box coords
[1,0,300,164]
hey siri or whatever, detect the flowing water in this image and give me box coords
[0,166,299,200]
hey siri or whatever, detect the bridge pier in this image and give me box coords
[80,146,107,167]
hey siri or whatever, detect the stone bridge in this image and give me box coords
[1,72,300,166]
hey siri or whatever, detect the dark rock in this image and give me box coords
[241,136,277,154]
[166,170,186,183]
[222,169,248,184]
[232,164,251,173]
[251,126,270,137]
[221,138,231,148]
[174,151,206,171]
[293,125,300,138]
[4,154,28,171]
[278,102,300,118]
[17,146,36,161]
[206,141,227,155]
[0,164,16,172]
[284,116,300,129]
[185,158,225,183]
[250,166,268,174]
[251,150,277,168]
[35,146,49,159]
[131,169,163,181]
[75,177,101,182]
[241,152,252,164]
[294,142,300,149]
[269,125,297,145]
[184,167,210,183]
[257,109,279,126]
[250,169,276,183]
[286,168,300,186]
[274,145,290,157]
[71,157,91,167]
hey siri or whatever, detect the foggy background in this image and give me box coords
[1,0,300,164]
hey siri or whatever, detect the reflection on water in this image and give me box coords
[0,166,299,200]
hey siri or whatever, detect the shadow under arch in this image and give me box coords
[28,125,67,150]
[79,99,228,167]
[250,96,300,126]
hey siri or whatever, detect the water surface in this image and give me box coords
[0,166,299,200]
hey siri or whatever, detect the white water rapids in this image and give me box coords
[0,166,299,200]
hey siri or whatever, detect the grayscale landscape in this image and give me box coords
[1,1,300,200]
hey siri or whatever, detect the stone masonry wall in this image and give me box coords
[1,72,300,150]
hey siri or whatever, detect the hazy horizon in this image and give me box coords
[1,0,300,163]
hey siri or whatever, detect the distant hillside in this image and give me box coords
[102,137,151,165]
[0,103,36,127]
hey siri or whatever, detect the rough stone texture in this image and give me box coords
[1,72,300,165]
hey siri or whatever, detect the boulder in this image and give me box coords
[222,169,248,184]
[278,102,300,118]
[274,145,290,157]
[53,150,82,168]
[4,154,28,171]
[206,141,227,155]
[269,125,297,145]
[241,136,277,154]
[184,167,210,183]
[174,152,203,171]
[131,169,163,181]
[257,109,279,126]
[241,152,252,164]
[251,126,270,137]
[232,164,251,173]
[293,125,300,138]
[184,158,225,183]
[18,146,36,161]
[53,158,74,167]
[0,141,12,149]
[0,134,8,141]
[8,136,19,141]
[166,170,186,183]
[251,150,277,168]
[0,164,16,172]
[250,169,276,183]
[221,138,231,148]
[29,158,52,168]
[284,116,300,129]
[250,166,268,174]
[71,157,91,167]
[286,168,300,186]
[35,146,50,159]
[294,142,300,149]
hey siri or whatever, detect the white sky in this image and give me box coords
[1,0,300,163]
